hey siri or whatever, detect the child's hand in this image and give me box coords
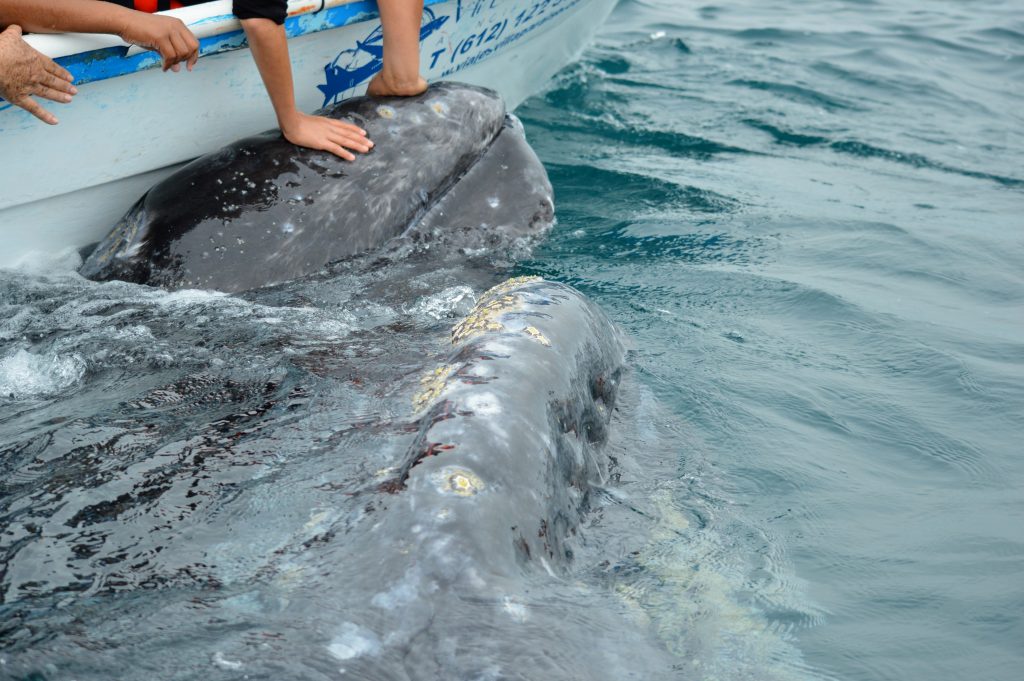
[281,113,374,161]
[118,14,199,72]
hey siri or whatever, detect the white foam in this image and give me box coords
[409,286,476,321]
[9,247,83,275]
[0,349,86,399]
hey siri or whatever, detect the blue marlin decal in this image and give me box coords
[318,9,449,107]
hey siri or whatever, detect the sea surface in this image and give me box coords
[2,0,1023,679]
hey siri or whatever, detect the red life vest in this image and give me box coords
[129,1,188,12]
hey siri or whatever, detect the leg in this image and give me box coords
[366,0,427,97]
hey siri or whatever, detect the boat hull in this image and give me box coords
[0,0,615,267]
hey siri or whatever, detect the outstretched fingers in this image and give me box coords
[329,130,373,152]
[34,70,76,101]
[323,142,356,161]
[328,120,373,153]
[281,113,376,160]
[14,95,57,125]
[329,119,367,137]
[43,58,74,84]
[328,132,370,154]
[0,29,77,124]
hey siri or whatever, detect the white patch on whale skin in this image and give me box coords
[212,651,244,670]
[502,597,529,623]
[371,569,421,610]
[463,392,501,416]
[327,622,381,661]
[538,557,558,579]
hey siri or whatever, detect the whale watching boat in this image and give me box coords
[0,0,616,268]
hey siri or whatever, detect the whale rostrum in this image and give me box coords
[79,83,554,292]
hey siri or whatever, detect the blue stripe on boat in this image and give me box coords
[24,0,447,92]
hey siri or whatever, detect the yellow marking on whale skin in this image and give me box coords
[412,365,454,412]
[431,102,447,115]
[523,326,551,347]
[435,468,484,496]
[480,275,544,300]
[376,105,396,119]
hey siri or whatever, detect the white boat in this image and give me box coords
[0,0,616,268]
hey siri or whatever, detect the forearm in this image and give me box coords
[241,17,299,130]
[0,0,137,35]
[377,0,422,84]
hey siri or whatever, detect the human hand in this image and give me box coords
[281,113,374,160]
[118,13,198,72]
[0,24,76,125]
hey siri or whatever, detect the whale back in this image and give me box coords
[79,83,551,292]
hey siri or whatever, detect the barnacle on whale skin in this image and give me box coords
[478,275,544,301]
[450,277,545,345]
[523,325,551,347]
[434,467,485,497]
[412,364,454,412]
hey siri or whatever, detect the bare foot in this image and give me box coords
[366,70,427,97]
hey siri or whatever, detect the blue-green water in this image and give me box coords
[518,0,1023,678]
[1,1,1022,679]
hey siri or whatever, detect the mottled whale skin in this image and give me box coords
[0,276,682,679]
[79,83,554,292]
[260,277,679,679]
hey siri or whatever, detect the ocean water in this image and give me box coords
[1,0,1022,679]
[518,0,1024,678]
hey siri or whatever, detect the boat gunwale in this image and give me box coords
[14,0,449,91]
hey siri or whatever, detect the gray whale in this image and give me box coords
[293,277,677,678]
[0,275,684,680]
[79,83,554,292]
[36,85,686,678]
[209,276,680,679]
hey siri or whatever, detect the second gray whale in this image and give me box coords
[79,83,554,292]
